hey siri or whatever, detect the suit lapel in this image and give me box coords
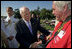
[30,19,35,34]
[21,19,33,35]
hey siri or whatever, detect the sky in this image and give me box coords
[1,1,53,16]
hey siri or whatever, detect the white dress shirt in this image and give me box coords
[4,16,19,37]
[1,19,10,38]
[3,16,19,48]
[23,18,31,27]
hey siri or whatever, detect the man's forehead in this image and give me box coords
[7,8,13,11]
[52,4,55,9]
[24,8,29,11]
[52,2,55,7]
[52,2,57,9]
[7,7,13,10]
[22,8,29,12]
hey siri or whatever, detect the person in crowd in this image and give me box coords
[1,19,9,48]
[15,7,50,48]
[46,1,71,48]
[3,7,19,48]
[36,15,40,24]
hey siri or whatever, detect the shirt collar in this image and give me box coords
[5,16,14,22]
[22,18,31,27]
[22,18,30,23]
[8,15,14,19]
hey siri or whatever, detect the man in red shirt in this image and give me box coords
[46,1,71,48]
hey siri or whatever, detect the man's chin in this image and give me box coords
[26,19,30,21]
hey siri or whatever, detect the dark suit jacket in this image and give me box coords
[15,18,50,48]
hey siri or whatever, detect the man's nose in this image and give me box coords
[26,15,29,17]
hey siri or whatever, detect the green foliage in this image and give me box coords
[30,7,55,20]
[14,9,21,19]
[40,9,55,20]
[30,6,40,16]
[40,8,47,19]
[13,6,55,20]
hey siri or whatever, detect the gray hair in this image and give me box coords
[54,1,71,11]
[19,7,29,15]
[19,7,25,15]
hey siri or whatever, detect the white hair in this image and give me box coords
[54,1,71,11]
[19,7,25,15]
[19,7,29,15]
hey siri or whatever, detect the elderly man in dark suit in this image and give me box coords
[15,7,50,48]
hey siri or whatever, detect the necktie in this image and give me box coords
[27,22,33,35]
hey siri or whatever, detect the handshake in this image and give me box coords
[29,32,52,48]
[29,34,46,48]
[29,40,42,48]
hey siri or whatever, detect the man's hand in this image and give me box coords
[46,35,51,40]
[4,39,9,48]
[29,41,42,48]
[36,40,42,45]
[7,36,14,41]
[49,30,53,33]
[29,42,38,48]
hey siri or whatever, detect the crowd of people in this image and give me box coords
[1,1,71,48]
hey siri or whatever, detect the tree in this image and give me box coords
[40,8,55,20]
[40,8,47,19]
[30,7,55,20]
[14,9,21,19]
[36,6,40,15]
[30,6,40,16]
[49,9,55,20]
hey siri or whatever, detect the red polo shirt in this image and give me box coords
[46,20,71,48]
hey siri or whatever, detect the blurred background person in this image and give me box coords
[1,19,9,48]
[3,7,19,48]
[36,15,40,24]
